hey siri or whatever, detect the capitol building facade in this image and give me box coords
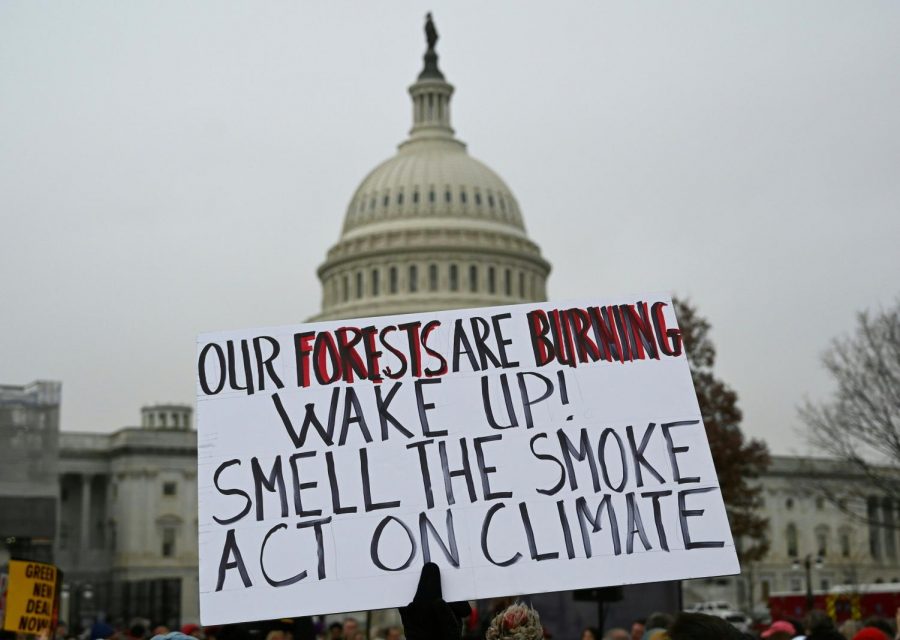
[1,17,898,634]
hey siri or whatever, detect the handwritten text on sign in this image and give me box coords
[196,297,739,624]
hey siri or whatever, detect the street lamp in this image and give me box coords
[792,554,824,611]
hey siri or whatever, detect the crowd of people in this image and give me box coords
[21,564,900,640]
[29,603,900,640]
[579,608,900,640]
[47,605,899,640]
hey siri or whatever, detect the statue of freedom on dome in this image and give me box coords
[418,13,444,80]
[425,12,438,52]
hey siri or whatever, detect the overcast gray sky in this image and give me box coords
[2,2,898,454]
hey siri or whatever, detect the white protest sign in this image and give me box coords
[196,295,739,624]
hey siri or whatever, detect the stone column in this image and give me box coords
[81,474,92,552]
[883,498,897,561]
[867,496,881,560]
[139,469,156,555]
[105,475,115,546]
[55,475,64,556]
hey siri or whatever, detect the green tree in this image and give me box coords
[674,298,771,561]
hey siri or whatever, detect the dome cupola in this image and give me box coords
[313,14,551,321]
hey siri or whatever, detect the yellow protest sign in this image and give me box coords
[2,560,61,637]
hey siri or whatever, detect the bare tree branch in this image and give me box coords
[800,299,900,521]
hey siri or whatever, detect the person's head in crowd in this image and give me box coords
[384,628,402,640]
[668,612,743,640]
[839,620,862,640]
[327,623,343,640]
[581,627,599,640]
[275,619,296,640]
[149,633,196,640]
[485,603,543,640]
[643,613,673,640]
[342,619,359,640]
[852,628,890,640]
[630,620,646,640]
[861,618,893,638]
[761,620,796,640]
[182,625,204,640]
[806,610,834,631]
[350,633,364,640]
[152,627,170,638]
[92,620,116,640]
[129,624,147,640]
[602,628,629,640]
[804,610,847,640]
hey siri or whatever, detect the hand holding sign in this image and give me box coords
[398,563,471,640]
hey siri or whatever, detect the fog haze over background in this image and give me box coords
[2,2,899,453]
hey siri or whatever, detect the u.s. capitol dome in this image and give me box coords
[313,17,551,321]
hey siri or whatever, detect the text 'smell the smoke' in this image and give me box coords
[195,295,739,625]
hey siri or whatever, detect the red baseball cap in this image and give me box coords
[762,621,796,638]
[852,628,890,640]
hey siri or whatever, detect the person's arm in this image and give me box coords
[398,563,472,640]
